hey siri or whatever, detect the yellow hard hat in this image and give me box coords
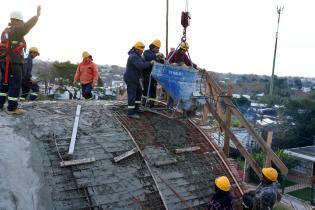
[180,42,189,51]
[215,176,231,192]
[82,51,90,59]
[133,42,145,51]
[29,47,39,55]
[262,167,278,182]
[151,39,161,48]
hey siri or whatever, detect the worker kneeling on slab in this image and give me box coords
[242,167,281,210]
[124,42,154,119]
[20,47,40,101]
[73,51,99,99]
[207,176,233,210]
[0,6,41,114]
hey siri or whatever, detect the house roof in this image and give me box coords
[284,146,315,162]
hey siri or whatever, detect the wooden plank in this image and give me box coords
[68,105,81,155]
[223,83,232,156]
[202,81,210,123]
[174,146,200,154]
[113,147,138,163]
[264,131,273,167]
[206,101,262,177]
[206,73,288,175]
[60,157,95,167]
[154,158,177,167]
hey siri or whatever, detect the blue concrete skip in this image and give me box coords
[151,63,201,110]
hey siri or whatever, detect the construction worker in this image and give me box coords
[167,41,197,68]
[243,167,281,210]
[20,47,40,101]
[73,52,99,99]
[0,6,41,114]
[124,42,154,119]
[142,39,165,107]
[207,176,233,210]
[166,41,198,113]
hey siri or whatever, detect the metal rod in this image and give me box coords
[114,113,169,210]
[130,194,149,210]
[159,176,194,210]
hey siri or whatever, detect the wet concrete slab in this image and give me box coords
[0,100,243,210]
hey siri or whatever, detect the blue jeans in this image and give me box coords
[81,83,93,99]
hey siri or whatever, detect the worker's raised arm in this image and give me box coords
[13,6,41,37]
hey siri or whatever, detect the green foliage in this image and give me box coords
[283,93,315,147]
[269,76,291,97]
[248,150,300,183]
[232,96,251,107]
[273,203,291,210]
[288,187,315,202]
[231,118,243,128]
[52,61,78,85]
[259,95,287,106]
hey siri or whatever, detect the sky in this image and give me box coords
[1,0,315,78]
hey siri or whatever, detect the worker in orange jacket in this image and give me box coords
[73,52,98,99]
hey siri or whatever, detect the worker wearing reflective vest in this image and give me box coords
[0,6,41,114]
[243,167,281,210]
[207,176,233,210]
[142,39,165,107]
[124,42,153,119]
[73,52,99,99]
[20,47,40,101]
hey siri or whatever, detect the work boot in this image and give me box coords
[127,113,140,119]
[135,108,144,113]
[6,108,27,115]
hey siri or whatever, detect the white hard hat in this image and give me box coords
[10,11,23,21]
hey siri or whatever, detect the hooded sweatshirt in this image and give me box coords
[74,58,98,85]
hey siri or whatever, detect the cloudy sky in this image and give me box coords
[1,0,315,77]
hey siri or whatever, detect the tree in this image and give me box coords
[283,93,315,147]
[52,61,78,85]
[294,78,302,90]
[248,150,300,183]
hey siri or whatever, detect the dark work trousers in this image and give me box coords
[21,80,39,101]
[126,80,142,115]
[81,83,93,99]
[0,62,23,110]
[142,75,157,107]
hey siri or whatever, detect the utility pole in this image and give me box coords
[166,0,169,56]
[269,6,284,96]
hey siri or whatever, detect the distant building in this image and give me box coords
[232,94,241,98]
[256,93,264,97]
[256,118,277,126]
[284,146,315,183]
[242,95,250,100]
